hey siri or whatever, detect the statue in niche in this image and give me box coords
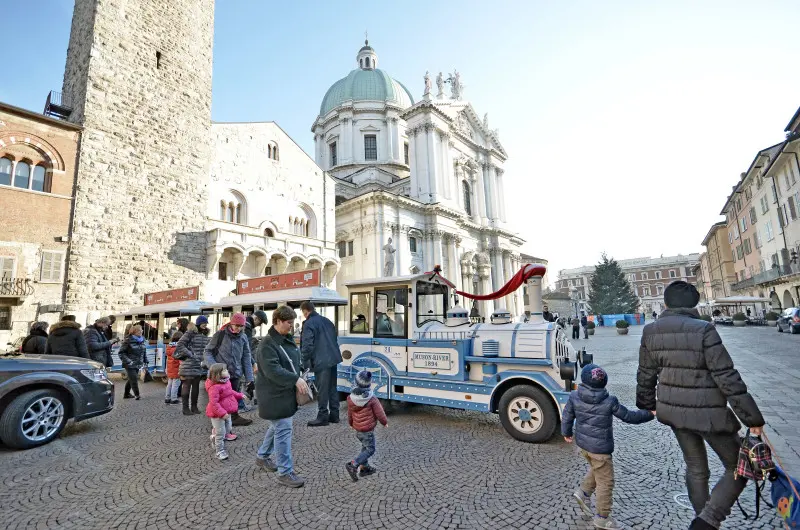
[436,72,444,98]
[383,237,396,277]
[423,71,432,96]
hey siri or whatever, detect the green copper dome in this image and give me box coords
[319,68,415,116]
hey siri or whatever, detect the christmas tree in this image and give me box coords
[588,254,640,314]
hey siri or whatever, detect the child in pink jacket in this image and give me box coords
[205,363,245,461]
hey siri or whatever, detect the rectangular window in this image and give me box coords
[264,266,273,276]
[642,286,650,296]
[329,142,337,167]
[364,135,377,161]
[761,195,769,214]
[349,292,371,334]
[743,238,752,255]
[766,221,774,241]
[754,231,762,249]
[736,198,742,211]
[740,217,747,233]
[655,271,662,279]
[39,251,63,283]
[789,196,797,221]
[337,241,347,258]
[416,280,448,327]
[749,206,757,225]
[729,232,733,244]
[630,274,636,282]
[685,267,692,277]
[404,143,409,165]
[374,288,407,338]
[772,182,779,202]
[744,187,752,201]
[0,257,14,280]
[0,306,10,330]
[641,272,648,280]
[733,226,739,239]
[409,237,417,253]
[218,262,228,281]
[656,284,664,295]
[348,241,354,256]
[669,269,676,278]
[736,245,744,260]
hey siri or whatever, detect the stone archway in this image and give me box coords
[782,289,796,310]
[770,290,782,311]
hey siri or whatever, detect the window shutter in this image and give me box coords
[789,196,797,221]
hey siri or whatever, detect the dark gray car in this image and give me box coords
[777,307,800,334]
[0,353,114,449]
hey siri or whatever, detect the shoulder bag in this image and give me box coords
[275,341,316,406]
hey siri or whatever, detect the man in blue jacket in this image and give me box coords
[300,301,342,427]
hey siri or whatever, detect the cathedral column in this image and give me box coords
[496,169,507,223]
[383,119,392,163]
[449,236,460,288]
[425,124,439,202]
[440,132,452,201]
[392,118,401,163]
[433,231,443,270]
[376,206,384,277]
[474,165,487,225]
[395,223,405,276]
[409,128,419,199]
[480,264,493,315]
[503,251,514,311]
[490,248,502,292]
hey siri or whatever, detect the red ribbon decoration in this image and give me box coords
[424,264,547,301]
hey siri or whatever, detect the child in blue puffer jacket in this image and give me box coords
[562,363,654,530]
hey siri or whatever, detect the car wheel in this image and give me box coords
[498,385,557,443]
[0,389,68,449]
[792,326,800,335]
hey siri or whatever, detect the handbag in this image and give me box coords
[276,344,316,406]
[736,429,777,520]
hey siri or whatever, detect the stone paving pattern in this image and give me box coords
[1,326,796,529]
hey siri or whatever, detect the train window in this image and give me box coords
[416,281,448,326]
[350,292,371,334]
[374,288,407,338]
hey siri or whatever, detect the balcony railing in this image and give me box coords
[752,262,800,287]
[43,90,73,120]
[0,278,34,298]
[730,277,755,291]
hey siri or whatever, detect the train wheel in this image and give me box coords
[498,385,557,443]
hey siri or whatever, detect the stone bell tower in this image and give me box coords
[61,0,215,317]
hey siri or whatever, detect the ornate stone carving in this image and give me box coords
[383,237,396,276]
[423,71,431,96]
[436,72,444,99]
[446,70,463,100]
[483,113,489,129]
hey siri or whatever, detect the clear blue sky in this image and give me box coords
[5,0,800,279]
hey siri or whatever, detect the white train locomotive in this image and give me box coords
[337,265,592,442]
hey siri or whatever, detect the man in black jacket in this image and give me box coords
[300,301,342,427]
[637,281,764,530]
[45,315,89,358]
[84,316,118,366]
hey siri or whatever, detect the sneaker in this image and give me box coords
[164,398,171,404]
[216,450,229,461]
[170,399,180,404]
[231,415,253,426]
[573,489,593,517]
[224,432,238,441]
[359,465,377,477]
[593,515,623,529]
[345,461,359,482]
[255,456,278,472]
[123,394,133,399]
[134,396,141,400]
[276,472,305,488]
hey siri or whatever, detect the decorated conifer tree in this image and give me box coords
[588,254,640,314]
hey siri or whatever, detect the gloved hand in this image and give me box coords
[245,381,255,399]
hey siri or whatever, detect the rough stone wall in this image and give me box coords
[62,0,215,316]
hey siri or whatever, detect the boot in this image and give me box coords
[689,519,715,530]
[190,393,201,415]
[182,405,192,416]
[231,413,253,426]
[307,414,329,427]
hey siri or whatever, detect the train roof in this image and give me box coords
[213,286,347,308]
[117,300,209,317]
[345,272,454,288]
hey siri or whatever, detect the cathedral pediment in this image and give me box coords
[452,104,506,157]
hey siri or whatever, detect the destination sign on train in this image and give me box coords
[237,269,321,295]
[144,286,200,305]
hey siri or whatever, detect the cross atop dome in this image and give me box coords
[357,38,378,70]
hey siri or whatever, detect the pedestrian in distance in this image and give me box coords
[118,324,148,400]
[164,331,182,404]
[581,314,589,339]
[345,370,388,482]
[254,305,309,488]
[205,362,244,461]
[300,301,343,427]
[651,311,657,320]
[562,363,654,529]
[45,315,89,358]
[205,313,254,427]
[174,317,211,415]
[572,316,581,340]
[84,316,119,367]
[637,281,765,530]
[542,305,555,323]
[21,321,49,355]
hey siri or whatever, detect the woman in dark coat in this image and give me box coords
[22,321,49,355]
[174,317,211,415]
[254,305,309,488]
[45,316,89,358]
[118,324,148,400]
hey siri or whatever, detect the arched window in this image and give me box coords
[264,228,275,238]
[365,57,370,68]
[220,190,246,224]
[273,145,279,161]
[462,181,472,216]
[227,203,235,223]
[268,145,272,158]
[0,158,11,186]
[14,161,30,189]
[32,165,47,192]
[220,201,226,220]
[235,204,242,224]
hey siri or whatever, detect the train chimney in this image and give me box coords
[525,266,544,324]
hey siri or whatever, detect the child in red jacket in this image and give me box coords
[164,331,182,405]
[346,370,387,481]
[205,363,245,461]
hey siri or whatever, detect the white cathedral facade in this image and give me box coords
[314,41,525,318]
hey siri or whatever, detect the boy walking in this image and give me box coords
[345,370,387,481]
[562,364,654,529]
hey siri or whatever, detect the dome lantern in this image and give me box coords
[357,39,378,70]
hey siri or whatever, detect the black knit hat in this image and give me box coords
[580,364,608,389]
[664,280,700,309]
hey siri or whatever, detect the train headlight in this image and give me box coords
[559,361,577,381]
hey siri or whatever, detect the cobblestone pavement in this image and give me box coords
[1,325,795,529]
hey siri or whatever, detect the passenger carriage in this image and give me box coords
[337,265,592,442]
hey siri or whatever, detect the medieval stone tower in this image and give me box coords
[62,0,215,318]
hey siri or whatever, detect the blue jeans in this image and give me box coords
[257,416,294,475]
[354,430,376,466]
